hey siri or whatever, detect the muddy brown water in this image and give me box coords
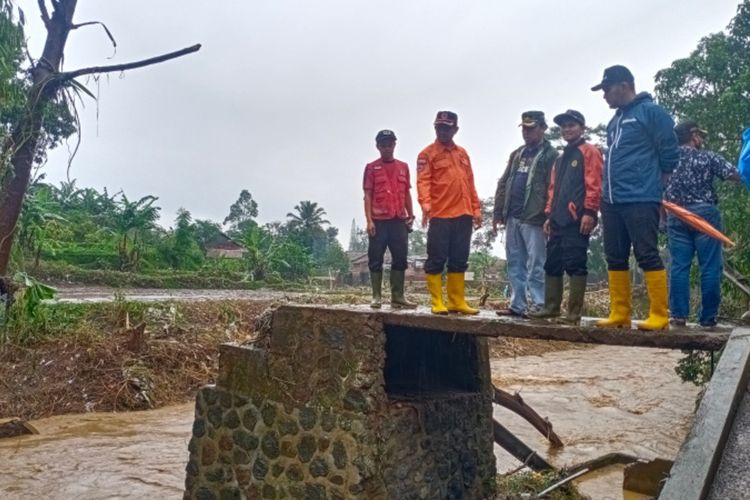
[1,346,698,499]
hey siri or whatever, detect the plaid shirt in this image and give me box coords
[665,146,736,205]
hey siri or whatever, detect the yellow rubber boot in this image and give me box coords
[426,273,448,315]
[596,270,632,328]
[446,272,479,315]
[637,269,670,331]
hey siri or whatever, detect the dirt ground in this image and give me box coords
[0,296,583,420]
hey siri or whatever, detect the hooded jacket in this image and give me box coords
[603,92,679,204]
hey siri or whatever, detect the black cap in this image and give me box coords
[591,65,635,91]
[434,111,458,127]
[519,111,546,128]
[553,109,586,127]
[375,129,397,143]
[674,121,708,144]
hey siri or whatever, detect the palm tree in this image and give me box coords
[114,194,160,271]
[286,201,330,253]
[286,200,329,231]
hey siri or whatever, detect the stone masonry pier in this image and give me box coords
[183,305,497,500]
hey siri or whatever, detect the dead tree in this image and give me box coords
[0,0,201,276]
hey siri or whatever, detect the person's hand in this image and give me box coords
[405,215,415,231]
[367,220,376,237]
[543,219,551,237]
[473,214,483,230]
[422,210,431,228]
[492,219,503,234]
[579,214,595,235]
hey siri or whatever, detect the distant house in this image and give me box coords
[205,233,247,259]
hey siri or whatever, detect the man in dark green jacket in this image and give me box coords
[493,111,558,317]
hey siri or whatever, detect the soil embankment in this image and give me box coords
[1,292,579,420]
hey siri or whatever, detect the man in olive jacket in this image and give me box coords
[493,111,559,317]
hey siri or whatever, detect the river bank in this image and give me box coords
[0,345,700,499]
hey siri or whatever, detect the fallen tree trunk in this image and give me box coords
[493,385,564,447]
[493,418,553,471]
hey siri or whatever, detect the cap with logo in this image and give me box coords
[591,65,635,91]
[519,111,546,128]
[674,121,708,143]
[434,111,458,127]
[375,129,397,143]
[553,109,586,127]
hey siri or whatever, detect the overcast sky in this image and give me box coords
[18,0,742,244]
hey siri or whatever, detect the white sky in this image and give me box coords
[18,0,742,243]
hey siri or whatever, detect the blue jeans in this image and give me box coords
[505,217,546,314]
[667,203,723,325]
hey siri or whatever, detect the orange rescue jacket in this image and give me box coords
[416,142,481,219]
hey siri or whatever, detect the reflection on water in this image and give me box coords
[0,346,698,499]
[493,345,700,499]
[0,404,193,500]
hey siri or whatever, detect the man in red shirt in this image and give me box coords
[417,111,482,314]
[363,129,417,309]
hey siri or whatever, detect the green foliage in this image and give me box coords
[1,271,57,343]
[472,197,498,252]
[654,0,750,282]
[409,229,427,256]
[223,189,259,236]
[675,349,721,385]
[495,470,586,499]
[469,251,500,282]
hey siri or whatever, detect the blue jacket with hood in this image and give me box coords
[603,92,679,204]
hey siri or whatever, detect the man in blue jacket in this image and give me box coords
[591,65,679,331]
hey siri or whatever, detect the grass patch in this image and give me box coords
[495,470,587,499]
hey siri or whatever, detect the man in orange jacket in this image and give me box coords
[417,111,482,314]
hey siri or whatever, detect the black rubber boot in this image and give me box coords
[370,271,382,309]
[556,275,587,325]
[528,275,563,319]
[390,270,417,309]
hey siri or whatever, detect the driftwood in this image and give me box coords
[565,452,643,475]
[493,385,564,447]
[0,418,39,439]
[493,419,552,471]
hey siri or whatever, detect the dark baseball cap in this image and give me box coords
[591,65,635,91]
[519,111,546,128]
[674,120,708,143]
[553,109,586,127]
[375,129,397,143]
[434,111,458,127]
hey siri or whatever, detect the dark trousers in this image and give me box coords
[368,218,408,272]
[601,202,663,272]
[544,223,589,277]
[424,215,473,274]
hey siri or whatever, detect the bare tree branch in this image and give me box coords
[37,0,50,27]
[58,44,201,81]
[70,21,117,57]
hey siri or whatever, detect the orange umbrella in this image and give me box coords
[663,201,735,247]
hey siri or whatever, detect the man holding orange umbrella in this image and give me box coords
[665,121,743,328]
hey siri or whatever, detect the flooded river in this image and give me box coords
[1,346,699,499]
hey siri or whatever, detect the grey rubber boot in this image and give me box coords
[527,275,563,319]
[370,271,383,309]
[557,275,587,325]
[390,270,417,309]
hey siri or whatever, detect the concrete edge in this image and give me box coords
[658,327,750,499]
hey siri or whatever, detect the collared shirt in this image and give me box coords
[416,141,481,219]
[665,146,736,205]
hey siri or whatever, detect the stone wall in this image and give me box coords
[184,305,496,499]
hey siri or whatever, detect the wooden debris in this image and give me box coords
[492,418,553,471]
[493,385,564,447]
[0,418,39,439]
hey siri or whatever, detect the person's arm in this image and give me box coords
[493,152,514,230]
[580,144,603,235]
[710,151,743,185]
[364,191,376,236]
[404,166,415,227]
[649,106,680,176]
[363,165,376,236]
[416,153,432,226]
[545,159,556,216]
[465,153,482,229]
